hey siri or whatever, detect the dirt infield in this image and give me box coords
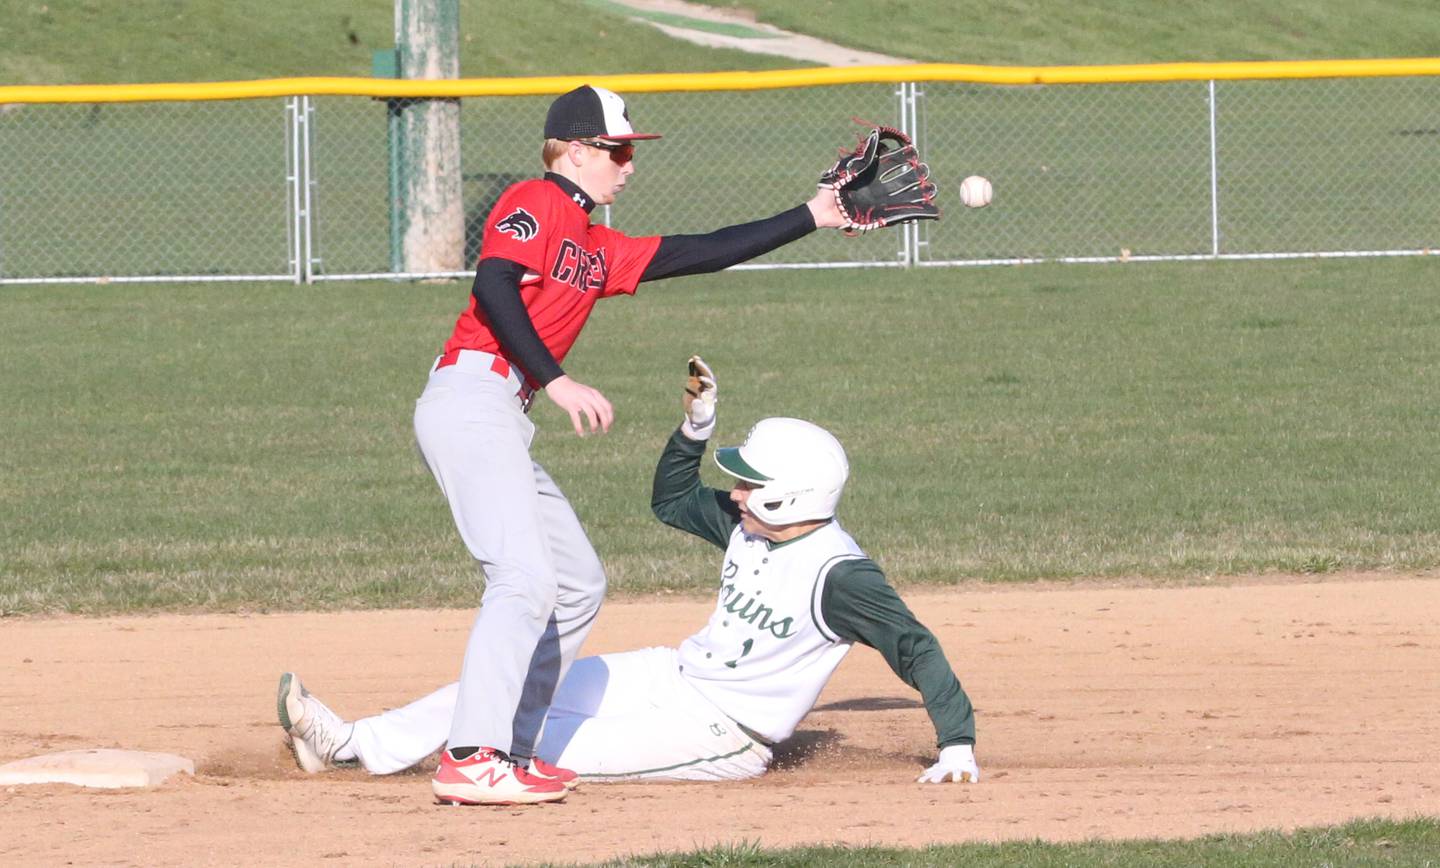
[3,574,1437,866]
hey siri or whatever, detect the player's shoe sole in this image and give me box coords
[276,672,301,731]
[434,795,568,806]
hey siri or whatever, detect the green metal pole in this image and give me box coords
[373,49,403,275]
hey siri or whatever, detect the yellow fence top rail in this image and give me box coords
[4,59,1440,104]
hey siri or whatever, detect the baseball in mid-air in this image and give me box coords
[959,175,993,208]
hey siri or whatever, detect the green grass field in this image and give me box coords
[4,5,1439,866]
[557,816,1440,866]
[4,256,1438,615]
[5,0,1439,85]
[0,0,800,85]
[702,0,1440,65]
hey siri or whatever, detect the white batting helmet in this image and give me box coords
[714,417,849,525]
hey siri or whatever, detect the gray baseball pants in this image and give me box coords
[413,351,606,756]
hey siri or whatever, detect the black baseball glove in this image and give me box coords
[819,126,940,233]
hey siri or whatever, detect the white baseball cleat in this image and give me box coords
[276,672,354,773]
[431,747,568,806]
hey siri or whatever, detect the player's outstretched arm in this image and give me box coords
[818,560,979,783]
[639,182,856,283]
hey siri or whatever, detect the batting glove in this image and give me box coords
[681,355,717,441]
[917,744,980,784]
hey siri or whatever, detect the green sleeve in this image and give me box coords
[820,559,976,748]
[650,427,740,550]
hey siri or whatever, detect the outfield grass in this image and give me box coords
[698,0,1440,65]
[3,257,1437,614]
[0,0,800,86]
[554,816,1440,866]
[6,0,1438,87]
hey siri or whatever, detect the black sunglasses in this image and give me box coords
[577,139,636,164]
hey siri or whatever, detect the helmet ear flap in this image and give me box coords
[760,496,788,515]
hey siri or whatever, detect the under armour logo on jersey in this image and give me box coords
[496,207,539,242]
[572,192,587,206]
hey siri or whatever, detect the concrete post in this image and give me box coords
[395,0,463,274]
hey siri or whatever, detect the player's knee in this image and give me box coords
[558,567,605,621]
[481,575,559,622]
[579,563,607,610]
[581,562,606,603]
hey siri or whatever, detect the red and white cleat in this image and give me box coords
[526,756,580,790]
[431,747,568,806]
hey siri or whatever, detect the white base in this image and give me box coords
[0,749,194,789]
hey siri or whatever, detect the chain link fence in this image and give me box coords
[2,75,1437,284]
[0,99,297,282]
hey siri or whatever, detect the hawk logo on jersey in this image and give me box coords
[496,207,539,242]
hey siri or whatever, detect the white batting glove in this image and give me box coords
[681,355,717,441]
[917,744,980,784]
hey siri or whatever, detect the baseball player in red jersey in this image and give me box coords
[275,85,851,806]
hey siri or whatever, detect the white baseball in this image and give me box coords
[959,175,993,208]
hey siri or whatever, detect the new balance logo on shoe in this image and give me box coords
[470,767,508,789]
[432,747,567,806]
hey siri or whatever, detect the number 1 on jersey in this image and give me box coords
[724,638,754,669]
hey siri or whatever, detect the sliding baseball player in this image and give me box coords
[279,357,979,787]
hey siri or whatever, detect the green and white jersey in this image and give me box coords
[652,428,976,749]
[677,521,863,744]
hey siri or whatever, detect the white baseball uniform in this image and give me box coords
[343,426,976,780]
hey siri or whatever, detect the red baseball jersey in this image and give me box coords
[443,178,661,385]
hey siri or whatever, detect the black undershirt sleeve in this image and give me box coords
[471,258,566,387]
[640,204,817,282]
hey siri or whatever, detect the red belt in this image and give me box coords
[434,349,536,411]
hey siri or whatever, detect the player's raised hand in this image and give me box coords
[681,355,717,440]
[916,744,980,784]
[545,375,614,437]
